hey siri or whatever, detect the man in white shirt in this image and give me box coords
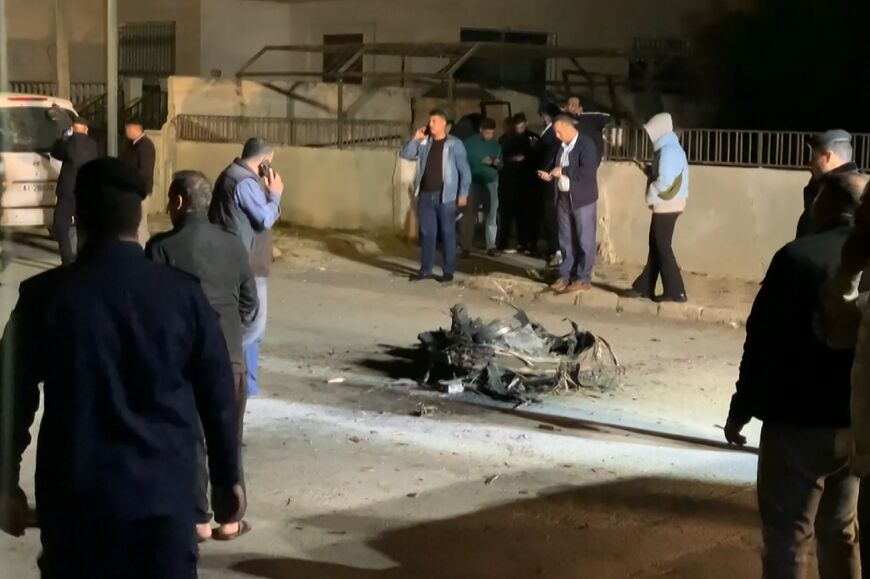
[538,114,600,294]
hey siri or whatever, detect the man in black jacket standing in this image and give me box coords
[537,103,563,266]
[50,114,98,264]
[797,130,858,238]
[724,192,861,578]
[121,118,157,246]
[147,170,258,542]
[0,158,245,576]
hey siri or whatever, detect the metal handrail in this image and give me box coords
[604,127,870,171]
[175,114,409,149]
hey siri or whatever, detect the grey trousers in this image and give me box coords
[757,423,860,579]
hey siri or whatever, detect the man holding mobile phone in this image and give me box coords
[210,138,283,397]
[399,109,472,283]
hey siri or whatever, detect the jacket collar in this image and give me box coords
[825,162,859,178]
[76,239,144,263]
[175,211,210,229]
[232,158,260,179]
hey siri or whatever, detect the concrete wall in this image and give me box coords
[198,0,294,78]
[282,0,729,77]
[168,76,416,122]
[599,162,806,280]
[164,129,807,280]
[173,141,401,231]
[7,0,202,81]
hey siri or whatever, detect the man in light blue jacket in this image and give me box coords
[400,109,472,283]
[626,112,689,303]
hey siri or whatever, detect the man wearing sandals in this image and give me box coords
[0,159,245,577]
[147,170,258,542]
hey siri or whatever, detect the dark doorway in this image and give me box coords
[323,34,364,84]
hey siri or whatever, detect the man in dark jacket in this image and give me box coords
[121,119,157,246]
[0,158,244,577]
[538,114,599,294]
[797,130,858,238]
[50,115,98,264]
[210,138,283,397]
[536,103,563,266]
[724,201,860,578]
[498,113,540,253]
[565,95,611,165]
[147,170,258,542]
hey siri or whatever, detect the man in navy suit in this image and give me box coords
[0,158,244,578]
[538,114,600,294]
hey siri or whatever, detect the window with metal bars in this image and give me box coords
[119,22,176,78]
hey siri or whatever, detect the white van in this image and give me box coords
[0,93,77,228]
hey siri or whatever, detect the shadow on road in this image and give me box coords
[206,476,758,579]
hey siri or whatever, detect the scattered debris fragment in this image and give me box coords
[348,436,362,444]
[327,377,346,384]
[417,304,624,404]
[406,493,420,499]
[412,403,436,418]
[484,474,500,486]
[537,424,560,432]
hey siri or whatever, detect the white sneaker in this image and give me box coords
[548,251,563,267]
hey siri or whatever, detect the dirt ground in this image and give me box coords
[0,227,785,578]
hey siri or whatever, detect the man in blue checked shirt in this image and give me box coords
[210,138,283,397]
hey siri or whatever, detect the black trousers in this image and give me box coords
[497,185,520,250]
[196,367,246,524]
[518,184,542,252]
[632,212,686,298]
[51,197,76,266]
[538,181,560,256]
[40,513,197,578]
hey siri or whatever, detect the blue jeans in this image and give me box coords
[460,181,499,250]
[243,277,268,396]
[417,191,457,276]
[557,193,597,282]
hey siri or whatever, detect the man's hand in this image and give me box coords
[550,167,562,179]
[482,156,493,166]
[511,155,525,162]
[537,170,552,182]
[212,484,247,525]
[457,196,468,208]
[0,489,29,538]
[265,169,284,200]
[724,420,748,446]
[414,127,427,141]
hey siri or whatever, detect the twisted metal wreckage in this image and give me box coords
[418,305,624,405]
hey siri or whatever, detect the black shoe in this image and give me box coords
[440,274,455,283]
[653,294,688,303]
[623,289,651,300]
[460,249,472,259]
[487,248,502,258]
[410,274,433,282]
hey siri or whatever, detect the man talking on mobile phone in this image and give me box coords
[210,138,283,397]
[399,109,472,283]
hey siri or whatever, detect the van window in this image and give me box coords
[0,107,67,153]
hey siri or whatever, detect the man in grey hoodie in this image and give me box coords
[625,113,689,303]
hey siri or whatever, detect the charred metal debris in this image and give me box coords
[418,305,623,404]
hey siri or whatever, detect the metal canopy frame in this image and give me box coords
[235,41,686,147]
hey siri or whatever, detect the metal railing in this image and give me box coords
[9,81,109,108]
[176,115,409,149]
[605,127,870,171]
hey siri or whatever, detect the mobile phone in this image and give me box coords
[258,160,273,178]
[424,126,431,136]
